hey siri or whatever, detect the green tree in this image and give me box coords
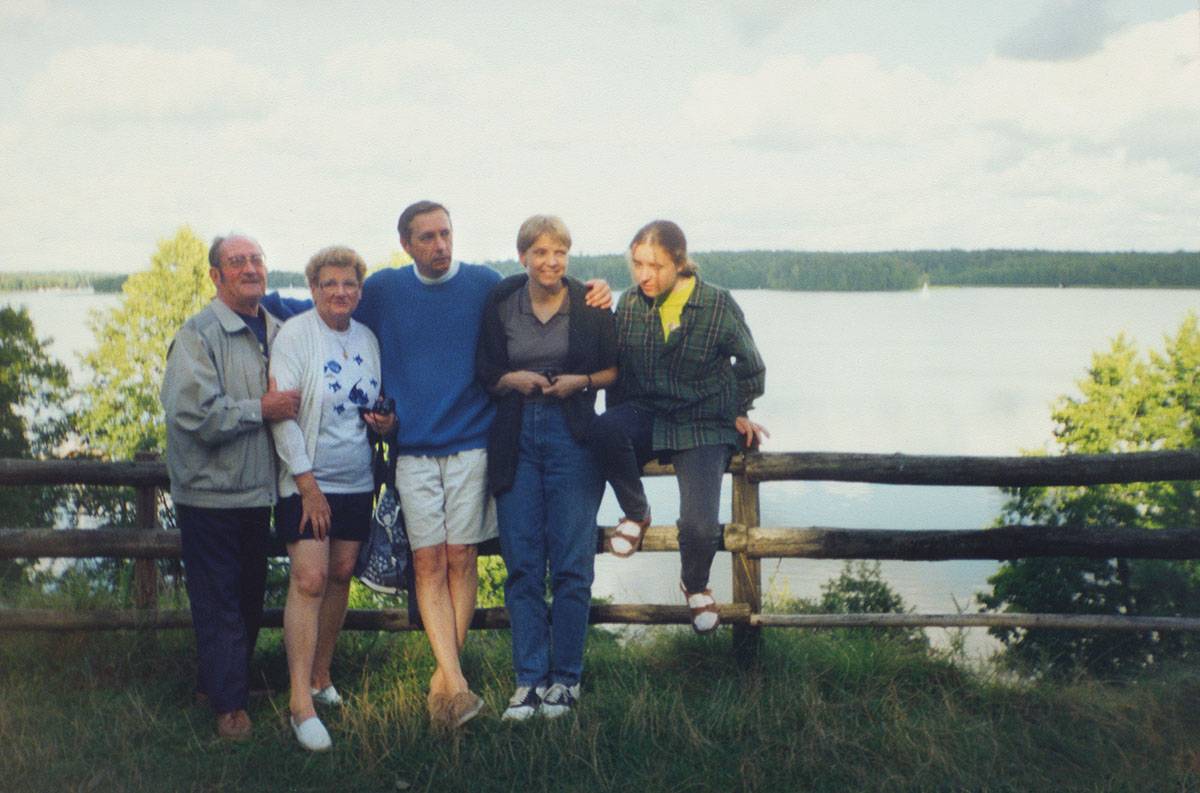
[369,250,412,277]
[819,560,908,615]
[0,306,71,587]
[76,226,213,459]
[0,306,71,462]
[979,315,1200,677]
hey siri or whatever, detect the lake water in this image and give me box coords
[5,286,1199,656]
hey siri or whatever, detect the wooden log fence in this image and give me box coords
[4,523,1200,562]
[2,450,1199,650]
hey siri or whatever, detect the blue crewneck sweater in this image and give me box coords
[352,264,501,456]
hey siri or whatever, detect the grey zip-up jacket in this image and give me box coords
[160,299,281,509]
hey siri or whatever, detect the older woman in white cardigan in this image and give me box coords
[269,246,395,751]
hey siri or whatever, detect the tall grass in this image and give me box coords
[4,623,1200,792]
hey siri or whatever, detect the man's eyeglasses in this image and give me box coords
[224,254,265,268]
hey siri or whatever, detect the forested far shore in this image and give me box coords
[0,271,307,293]
[3,250,1197,293]
[488,249,1200,291]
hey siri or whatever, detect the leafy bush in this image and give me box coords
[980,314,1200,677]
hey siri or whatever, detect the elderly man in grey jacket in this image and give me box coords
[160,233,300,740]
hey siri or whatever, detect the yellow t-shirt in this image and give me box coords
[659,276,696,341]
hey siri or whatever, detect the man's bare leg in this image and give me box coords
[413,544,469,698]
[445,543,478,650]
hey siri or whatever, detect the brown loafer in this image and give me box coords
[445,690,484,728]
[427,692,451,727]
[216,709,252,741]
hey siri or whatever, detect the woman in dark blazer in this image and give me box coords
[476,215,616,720]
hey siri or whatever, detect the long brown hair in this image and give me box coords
[628,220,698,276]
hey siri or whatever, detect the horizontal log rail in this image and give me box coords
[3,448,1196,489]
[0,603,753,632]
[0,458,169,487]
[0,528,181,559]
[5,606,1198,634]
[5,523,1200,561]
[751,613,1200,632]
[740,449,1200,486]
[732,524,1200,560]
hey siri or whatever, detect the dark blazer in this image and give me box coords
[476,274,617,495]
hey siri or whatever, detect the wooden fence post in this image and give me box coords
[731,462,762,666]
[133,451,159,611]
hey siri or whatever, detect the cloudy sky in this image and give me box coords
[1,0,1196,273]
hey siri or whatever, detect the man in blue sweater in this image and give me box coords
[354,201,495,726]
[351,201,611,727]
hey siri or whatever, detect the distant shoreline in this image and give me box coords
[3,249,1198,293]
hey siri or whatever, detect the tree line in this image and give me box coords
[3,250,1197,294]
[487,249,1199,290]
[0,271,306,293]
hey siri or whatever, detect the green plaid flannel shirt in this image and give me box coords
[614,277,766,452]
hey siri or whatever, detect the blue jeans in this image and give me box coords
[496,401,603,687]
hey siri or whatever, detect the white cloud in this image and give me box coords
[686,53,948,146]
[967,13,1199,142]
[688,11,1198,149]
[24,45,278,120]
[673,10,1199,249]
[0,0,49,22]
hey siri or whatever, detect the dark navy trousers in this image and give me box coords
[177,504,270,714]
[587,402,654,522]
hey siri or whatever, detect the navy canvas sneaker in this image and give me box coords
[540,682,580,719]
[501,684,547,721]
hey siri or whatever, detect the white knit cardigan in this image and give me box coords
[267,308,382,498]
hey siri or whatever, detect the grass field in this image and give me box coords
[4,621,1200,793]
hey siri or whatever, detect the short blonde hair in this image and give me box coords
[305,246,367,286]
[516,215,572,256]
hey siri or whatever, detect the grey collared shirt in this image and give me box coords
[497,285,570,374]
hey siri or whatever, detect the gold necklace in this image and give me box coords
[325,323,352,360]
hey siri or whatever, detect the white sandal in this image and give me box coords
[681,582,720,634]
[607,515,650,558]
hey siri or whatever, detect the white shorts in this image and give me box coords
[394,448,498,551]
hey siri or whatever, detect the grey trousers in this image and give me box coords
[672,444,733,593]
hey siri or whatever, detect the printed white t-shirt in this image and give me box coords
[311,320,381,493]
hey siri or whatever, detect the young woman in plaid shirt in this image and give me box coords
[590,220,767,633]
